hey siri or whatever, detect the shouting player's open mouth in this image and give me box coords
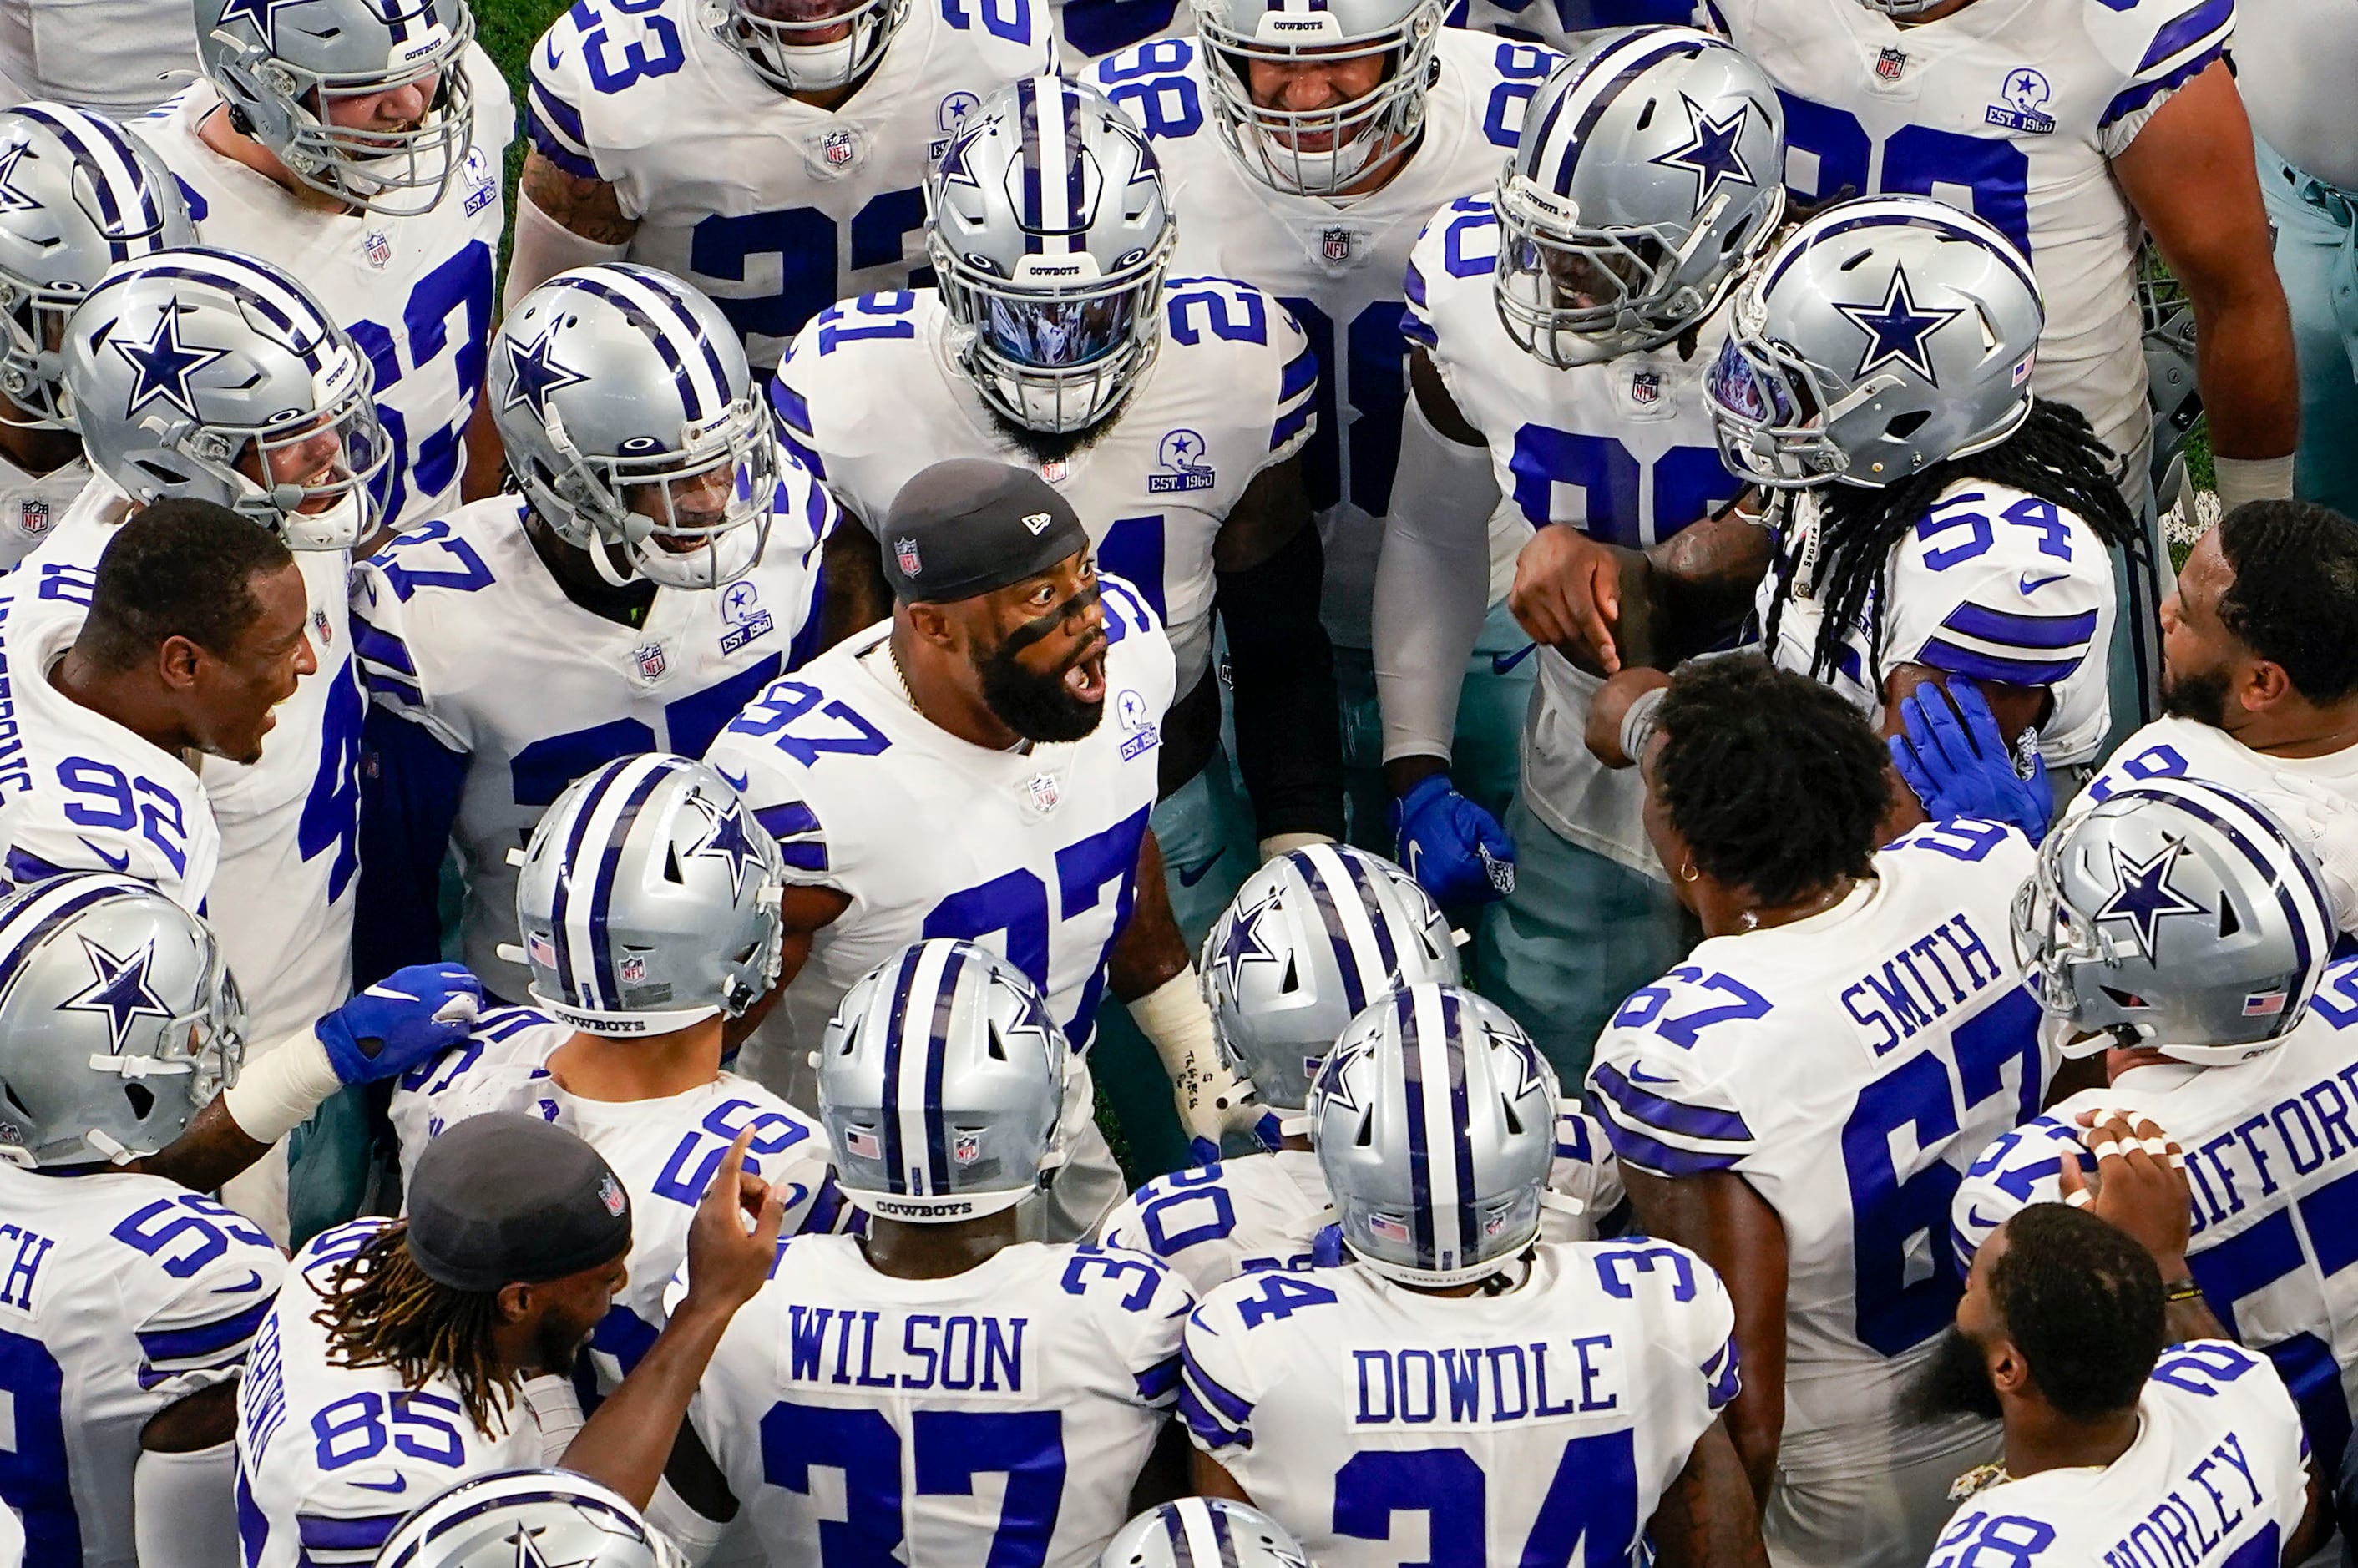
[1063,636,1109,705]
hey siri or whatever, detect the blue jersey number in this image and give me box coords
[110,1194,274,1277]
[297,660,366,903]
[762,1404,1065,1568]
[577,0,686,90]
[54,757,190,875]
[509,658,787,810]
[1333,1429,1640,1568]
[1283,297,1411,518]
[1777,91,2032,261]
[691,191,931,354]
[1508,427,1750,549]
[1097,42,1204,138]
[0,1329,74,1565]
[651,1098,812,1205]
[311,1389,469,1471]
[347,241,496,526]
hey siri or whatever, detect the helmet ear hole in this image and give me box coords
[1353,1110,1376,1148]
[1278,953,1300,995]
[124,1083,154,1120]
[1886,409,1930,440]
[2218,899,2242,938]
[1500,1095,1525,1137]
[2099,985,2150,1010]
[664,845,687,884]
[986,1027,1009,1062]
[2,1085,30,1121]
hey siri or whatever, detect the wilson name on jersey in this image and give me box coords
[1180,1242,1738,1568]
[690,1234,1191,1568]
[1586,821,2052,1476]
[772,281,1315,694]
[0,1166,281,1568]
[1090,29,1563,645]
[527,0,1051,372]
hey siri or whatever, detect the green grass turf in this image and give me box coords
[478,0,569,266]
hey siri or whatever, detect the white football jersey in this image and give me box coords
[1953,962,2358,1458]
[0,453,88,575]
[238,1219,551,1568]
[1586,821,2055,1479]
[134,52,513,531]
[1926,1341,2310,1568]
[689,1233,1191,1568]
[772,282,1316,693]
[1181,1240,1738,1568]
[385,1002,844,1389]
[23,479,362,1044]
[0,0,199,117]
[1089,29,1563,646]
[1701,0,2236,481]
[1758,478,2118,766]
[0,567,217,908]
[706,575,1175,1068]
[350,484,835,1002]
[0,1166,282,1568]
[1404,192,1740,873]
[526,0,1051,373]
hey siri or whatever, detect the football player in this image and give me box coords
[1183,979,1762,1568]
[511,0,1050,373]
[1586,655,2052,1568]
[1374,27,1779,1073]
[238,1112,784,1568]
[679,938,1196,1566]
[774,74,1341,937]
[1096,1497,1313,1568]
[1087,0,1564,856]
[350,263,866,1004]
[709,460,1260,1237]
[138,0,511,534]
[0,104,192,573]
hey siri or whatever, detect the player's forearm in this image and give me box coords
[1109,830,1190,1000]
[1373,386,1498,768]
[136,1099,273,1195]
[1723,1383,1785,1507]
[1644,508,1772,662]
[2188,281,2298,460]
[1220,525,1345,842]
[1647,1420,1769,1568]
[564,1297,736,1510]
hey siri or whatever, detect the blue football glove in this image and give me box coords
[1889,680,2053,843]
[316,964,484,1086]
[1390,775,1517,906]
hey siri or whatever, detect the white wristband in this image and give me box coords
[220,1028,342,1146]
[644,1477,732,1567]
[2211,453,2295,513]
[1129,969,1221,1080]
[1619,685,1668,766]
[1257,832,1333,862]
[523,1373,587,1462]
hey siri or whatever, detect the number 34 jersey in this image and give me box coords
[1586,822,2056,1479]
[687,1235,1192,1568]
[1179,1242,1739,1568]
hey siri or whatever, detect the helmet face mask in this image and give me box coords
[1192,0,1443,198]
[705,0,909,95]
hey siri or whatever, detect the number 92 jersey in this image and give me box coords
[1180,1242,1738,1568]
[1585,821,2054,1479]
[527,0,1052,374]
[1760,478,2118,766]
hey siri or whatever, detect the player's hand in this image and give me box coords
[682,1128,786,1317]
[314,964,483,1085]
[2059,1110,2193,1272]
[1888,679,2053,842]
[1510,525,1623,675]
[1174,1051,1265,1166]
[1391,775,1515,905]
[1586,668,1672,769]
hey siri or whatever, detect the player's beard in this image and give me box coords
[1905,1325,2003,1424]
[2159,661,2232,728]
[984,402,1124,470]
[979,635,1105,744]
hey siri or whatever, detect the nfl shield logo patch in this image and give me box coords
[1028,772,1060,812]
[599,1174,628,1217]
[363,229,392,268]
[822,129,857,169]
[17,499,47,537]
[1875,46,1906,80]
[1038,458,1068,484]
[311,607,332,645]
[1631,369,1661,405]
[634,642,667,679]
[954,1131,981,1165]
[620,955,647,984]
[894,535,922,576]
[1321,227,1352,263]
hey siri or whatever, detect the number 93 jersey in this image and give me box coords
[1586,821,2054,1479]
[0,1166,282,1568]
[687,1235,1193,1568]
[772,282,1316,696]
[528,0,1052,375]
[1180,1241,1738,1568]
[1088,30,1562,646]
[1759,478,2118,766]
[238,1219,553,1568]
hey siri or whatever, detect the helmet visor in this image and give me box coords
[1704,330,1846,488]
[978,291,1138,370]
[602,400,778,588]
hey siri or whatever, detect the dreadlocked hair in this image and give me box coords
[311,1222,519,1435]
[1764,399,2143,685]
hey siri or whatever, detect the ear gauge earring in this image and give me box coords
[1678,862,1700,883]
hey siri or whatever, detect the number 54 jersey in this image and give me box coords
[1179,1241,1739,1568]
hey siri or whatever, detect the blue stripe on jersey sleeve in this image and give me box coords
[1700,1336,1741,1411]
[767,382,827,480]
[1280,347,1318,403]
[1135,1353,1182,1405]
[296,1511,407,1553]
[1270,402,1313,451]
[1939,601,2099,650]
[2102,44,2224,129]
[1588,1063,1754,1146]
[1915,638,2083,688]
[1179,1344,1253,1449]
[1400,311,1438,350]
[754,803,829,872]
[348,617,417,677]
[137,1297,270,1363]
[1404,259,1429,316]
[524,90,600,180]
[1590,1099,1746,1179]
[2134,0,2232,74]
[769,376,817,438]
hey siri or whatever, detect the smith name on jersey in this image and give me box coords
[350,481,835,1002]
[1586,819,2054,1480]
[1089,29,1562,646]
[135,50,513,530]
[772,279,1316,695]
[527,0,1051,372]
[0,1168,281,1568]
[1180,1239,1739,1568]
[1701,0,2236,478]
[688,1234,1192,1568]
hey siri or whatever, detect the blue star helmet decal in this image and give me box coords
[501,321,591,419]
[61,934,175,1053]
[1834,264,1963,384]
[1210,888,1286,996]
[2093,836,2209,961]
[215,0,310,49]
[0,143,39,215]
[1312,1034,1367,1117]
[996,972,1063,1065]
[1500,1029,1551,1104]
[1647,95,1757,212]
[683,788,765,903]
[112,306,230,422]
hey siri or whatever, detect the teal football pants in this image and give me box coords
[2259,135,2358,521]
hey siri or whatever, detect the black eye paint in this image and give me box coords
[1001,580,1102,656]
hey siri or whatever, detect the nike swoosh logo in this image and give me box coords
[215,1270,264,1294]
[1176,849,1227,888]
[1490,643,1537,675]
[1966,1206,1996,1231]
[350,1475,407,1495]
[542,33,562,69]
[77,838,130,872]
[2018,571,2067,594]
[1626,1064,1678,1086]
[716,766,750,792]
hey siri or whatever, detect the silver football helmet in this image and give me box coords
[1311,982,1558,1287]
[1201,843,1458,1120]
[819,939,1069,1222]
[198,0,477,218]
[375,1470,685,1568]
[60,246,392,549]
[1495,28,1785,368]
[2139,250,2200,503]
[929,75,1175,435]
[705,0,909,94]
[0,874,244,1168]
[2014,779,2336,1065]
[1707,195,2043,488]
[1192,0,1445,197]
[494,265,777,589]
[513,754,787,1036]
[1100,1499,1313,1568]
[0,104,195,427]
